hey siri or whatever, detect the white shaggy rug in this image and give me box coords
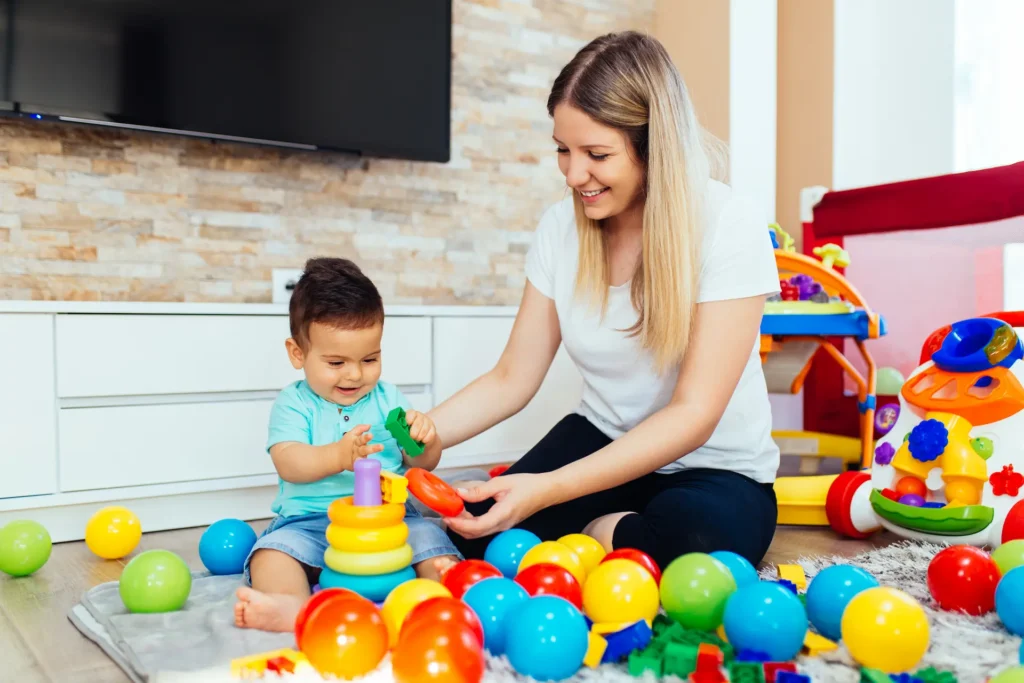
[151,541,1022,683]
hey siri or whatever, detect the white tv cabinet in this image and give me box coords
[0,302,583,542]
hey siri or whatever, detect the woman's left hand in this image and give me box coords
[444,473,556,539]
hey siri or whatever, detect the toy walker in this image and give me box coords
[828,312,1024,547]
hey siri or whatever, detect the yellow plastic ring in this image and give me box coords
[327,497,406,529]
[326,522,409,553]
[324,545,413,576]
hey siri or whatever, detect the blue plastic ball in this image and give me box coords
[504,595,589,680]
[462,576,529,655]
[198,519,257,575]
[723,581,808,661]
[997,566,1024,635]
[710,551,760,587]
[484,528,541,578]
[805,564,879,641]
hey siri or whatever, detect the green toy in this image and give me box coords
[0,520,52,577]
[119,549,192,613]
[659,553,737,631]
[385,407,425,457]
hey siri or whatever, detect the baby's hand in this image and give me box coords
[335,424,384,472]
[404,409,437,446]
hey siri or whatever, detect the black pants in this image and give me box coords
[447,414,778,570]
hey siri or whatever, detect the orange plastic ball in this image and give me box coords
[895,476,927,498]
[295,588,360,647]
[393,621,485,683]
[301,593,389,679]
[400,596,485,647]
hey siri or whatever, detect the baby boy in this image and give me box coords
[234,257,462,632]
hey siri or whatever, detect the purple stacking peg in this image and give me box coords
[354,458,382,506]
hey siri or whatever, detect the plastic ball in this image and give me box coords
[993,540,1024,575]
[86,506,142,560]
[997,566,1024,635]
[381,578,452,647]
[557,533,606,574]
[659,552,737,631]
[927,545,1000,615]
[895,476,926,498]
[899,494,925,507]
[515,562,583,610]
[484,529,541,578]
[991,668,1024,683]
[301,592,389,679]
[601,548,662,585]
[295,587,360,646]
[442,559,503,599]
[119,549,192,613]
[582,558,659,624]
[392,621,485,683]
[197,519,257,575]
[518,541,586,585]
[841,586,930,673]
[461,576,529,655]
[504,596,589,681]
[804,564,879,641]
[0,520,52,577]
[722,581,808,661]
[401,596,485,647]
[709,551,759,587]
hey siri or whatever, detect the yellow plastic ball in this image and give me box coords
[85,506,142,560]
[841,586,929,673]
[380,578,451,647]
[557,534,606,575]
[518,541,586,585]
[582,558,659,624]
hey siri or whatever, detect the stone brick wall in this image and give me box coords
[0,0,653,304]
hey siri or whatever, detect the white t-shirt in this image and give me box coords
[524,180,782,483]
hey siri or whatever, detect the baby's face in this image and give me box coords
[288,321,383,406]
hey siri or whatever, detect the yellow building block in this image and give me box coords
[230,648,310,678]
[584,632,608,668]
[380,470,408,504]
[802,631,838,656]
[778,564,807,590]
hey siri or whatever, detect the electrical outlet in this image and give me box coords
[272,268,303,304]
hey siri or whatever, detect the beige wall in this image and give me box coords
[654,0,730,143]
[0,0,654,303]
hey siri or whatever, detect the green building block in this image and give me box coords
[728,661,766,683]
[628,650,664,677]
[385,407,424,456]
[860,668,893,683]
[663,642,698,678]
[653,613,675,635]
[914,667,957,683]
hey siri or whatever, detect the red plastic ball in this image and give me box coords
[926,544,1001,615]
[400,596,484,647]
[601,548,662,585]
[895,476,926,498]
[442,559,503,599]
[514,562,583,609]
[393,621,485,683]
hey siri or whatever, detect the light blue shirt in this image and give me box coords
[266,379,410,517]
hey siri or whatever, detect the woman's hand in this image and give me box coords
[443,473,556,539]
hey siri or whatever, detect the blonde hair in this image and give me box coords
[547,31,726,371]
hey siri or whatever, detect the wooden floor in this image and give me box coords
[0,522,895,683]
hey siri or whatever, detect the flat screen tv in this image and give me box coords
[0,0,452,162]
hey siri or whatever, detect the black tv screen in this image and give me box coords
[0,0,452,162]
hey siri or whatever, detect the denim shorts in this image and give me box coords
[243,501,462,586]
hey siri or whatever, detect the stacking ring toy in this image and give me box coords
[407,468,465,517]
[320,566,417,602]
[326,523,409,553]
[324,545,413,576]
[327,497,406,528]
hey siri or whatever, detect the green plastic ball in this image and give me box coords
[0,520,52,577]
[990,667,1024,683]
[877,367,906,395]
[659,552,738,631]
[993,540,1024,576]
[119,549,192,613]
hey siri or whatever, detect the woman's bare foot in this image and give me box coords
[234,587,307,632]
[414,554,461,582]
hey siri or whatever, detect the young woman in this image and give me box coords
[429,31,781,569]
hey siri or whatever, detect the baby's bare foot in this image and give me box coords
[234,586,306,632]
[414,554,460,583]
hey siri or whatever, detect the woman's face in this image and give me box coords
[553,103,644,222]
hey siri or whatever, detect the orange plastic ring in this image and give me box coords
[327,497,406,528]
[406,468,465,517]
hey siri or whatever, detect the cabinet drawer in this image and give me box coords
[58,400,277,491]
[56,315,431,397]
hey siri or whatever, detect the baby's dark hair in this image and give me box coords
[289,257,384,349]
